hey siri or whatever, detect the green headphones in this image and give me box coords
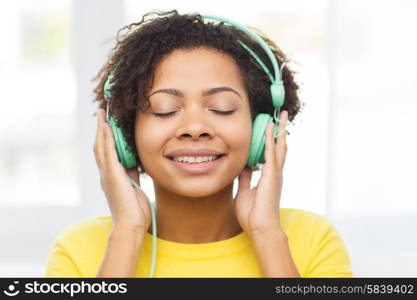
[103,14,285,170]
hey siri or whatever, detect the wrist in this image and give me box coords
[112,224,147,238]
[109,226,146,252]
[113,222,148,235]
[249,222,287,240]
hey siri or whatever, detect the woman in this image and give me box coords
[44,9,353,278]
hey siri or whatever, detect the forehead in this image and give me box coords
[151,47,244,87]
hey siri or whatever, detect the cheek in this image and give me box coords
[227,124,251,149]
[134,119,167,163]
[219,119,252,161]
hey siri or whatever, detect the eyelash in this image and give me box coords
[152,110,235,118]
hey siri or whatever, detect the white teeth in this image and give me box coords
[173,155,219,163]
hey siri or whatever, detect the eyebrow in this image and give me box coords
[148,86,242,100]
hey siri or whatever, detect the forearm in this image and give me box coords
[250,226,300,278]
[97,227,145,277]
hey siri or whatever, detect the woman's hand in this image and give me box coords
[93,108,152,234]
[234,110,289,237]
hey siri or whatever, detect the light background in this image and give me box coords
[0,0,416,277]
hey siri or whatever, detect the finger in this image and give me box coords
[102,114,123,169]
[258,121,277,184]
[276,110,288,170]
[94,109,105,169]
[265,120,277,169]
[237,167,252,193]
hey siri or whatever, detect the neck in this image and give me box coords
[147,181,243,244]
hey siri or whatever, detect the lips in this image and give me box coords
[165,148,226,159]
[165,154,227,175]
[166,154,226,161]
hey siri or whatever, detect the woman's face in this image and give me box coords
[134,47,252,197]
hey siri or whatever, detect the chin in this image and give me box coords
[165,177,232,197]
[175,184,221,198]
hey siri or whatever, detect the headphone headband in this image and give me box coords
[200,15,280,83]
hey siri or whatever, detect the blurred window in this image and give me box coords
[0,0,79,207]
[328,0,417,216]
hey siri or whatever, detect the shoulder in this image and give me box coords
[53,216,113,249]
[279,207,347,257]
[45,216,113,277]
[279,207,343,244]
[279,208,353,277]
[279,207,331,230]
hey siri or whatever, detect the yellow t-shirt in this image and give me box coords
[44,208,353,277]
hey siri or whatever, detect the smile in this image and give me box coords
[166,154,226,175]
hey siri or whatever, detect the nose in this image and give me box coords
[175,108,215,141]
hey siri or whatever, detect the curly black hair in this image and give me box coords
[92,9,304,174]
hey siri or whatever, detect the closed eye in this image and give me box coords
[152,112,176,118]
[152,110,235,118]
[212,110,235,115]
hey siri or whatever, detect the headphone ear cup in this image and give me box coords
[108,117,138,169]
[246,113,273,169]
